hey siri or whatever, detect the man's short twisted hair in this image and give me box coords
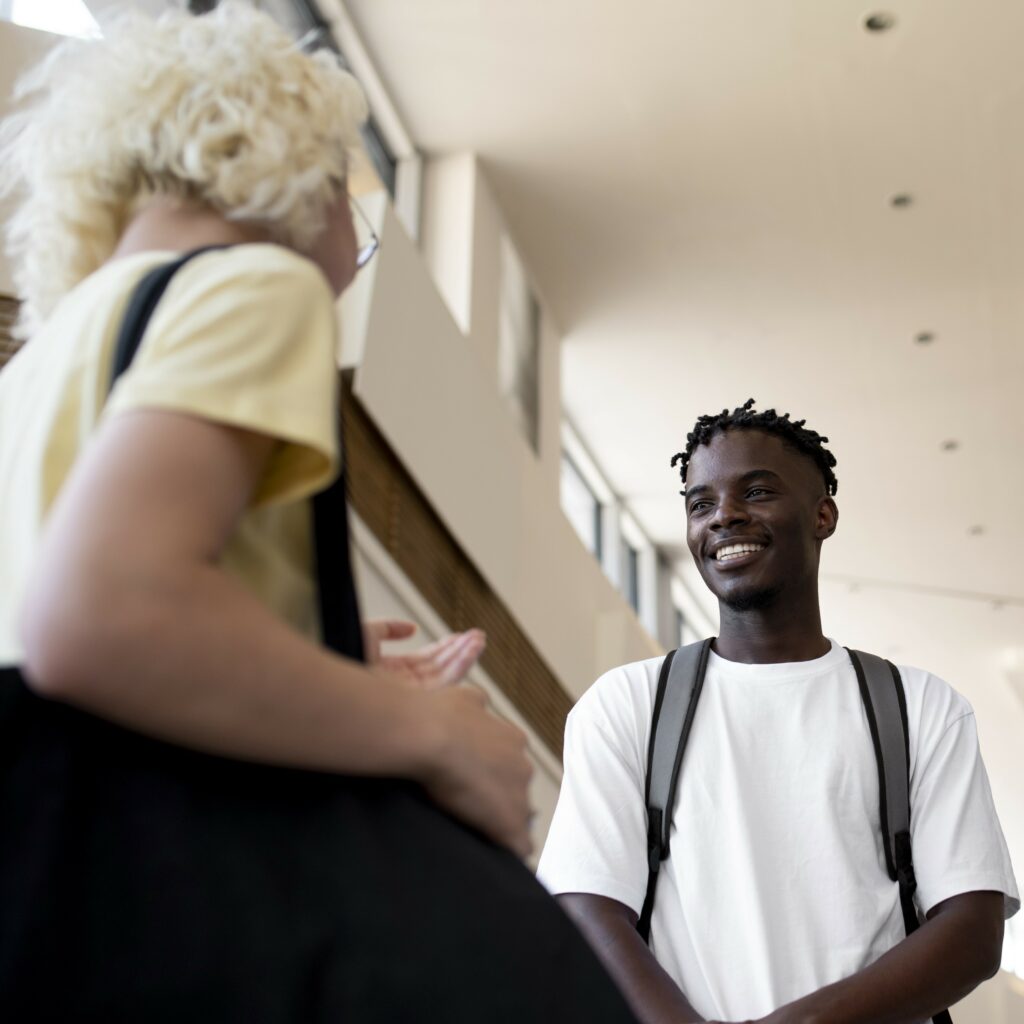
[671,398,839,496]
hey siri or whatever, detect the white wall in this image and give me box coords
[419,154,475,336]
[342,165,660,701]
[953,968,1024,1024]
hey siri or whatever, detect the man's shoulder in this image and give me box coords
[887,660,975,754]
[569,654,667,726]
[835,645,972,722]
[892,660,972,712]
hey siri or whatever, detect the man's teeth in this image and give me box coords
[715,543,765,562]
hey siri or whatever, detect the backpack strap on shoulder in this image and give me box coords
[848,649,954,1024]
[638,638,712,943]
[109,247,225,387]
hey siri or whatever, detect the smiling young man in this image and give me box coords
[538,400,1019,1024]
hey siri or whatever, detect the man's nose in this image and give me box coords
[710,496,749,529]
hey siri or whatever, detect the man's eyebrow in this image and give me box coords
[683,469,784,501]
[682,483,710,501]
[738,469,784,485]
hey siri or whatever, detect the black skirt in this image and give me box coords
[0,668,637,1023]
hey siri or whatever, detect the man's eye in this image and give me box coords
[747,488,771,498]
[688,501,711,514]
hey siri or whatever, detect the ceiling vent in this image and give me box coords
[864,13,897,33]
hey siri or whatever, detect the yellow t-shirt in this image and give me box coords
[0,244,340,664]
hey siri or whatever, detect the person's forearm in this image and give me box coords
[761,894,1003,1024]
[558,894,705,1024]
[22,558,435,778]
[590,921,705,1024]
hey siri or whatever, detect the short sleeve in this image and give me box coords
[104,246,339,507]
[536,667,653,914]
[910,710,1020,919]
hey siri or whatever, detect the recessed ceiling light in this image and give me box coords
[941,440,959,452]
[864,13,897,32]
[890,193,914,208]
[915,331,935,344]
[968,524,986,537]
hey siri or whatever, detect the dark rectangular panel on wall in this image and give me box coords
[341,373,573,760]
[0,295,21,371]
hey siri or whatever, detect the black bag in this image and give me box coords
[0,250,638,1024]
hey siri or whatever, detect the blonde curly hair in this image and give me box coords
[0,1,368,335]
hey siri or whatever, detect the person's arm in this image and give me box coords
[558,893,705,1024]
[20,407,533,857]
[747,889,1004,1024]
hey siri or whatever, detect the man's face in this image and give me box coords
[684,429,837,612]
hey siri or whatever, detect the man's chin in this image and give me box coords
[720,583,784,612]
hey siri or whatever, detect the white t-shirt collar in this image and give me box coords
[707,637,846,682]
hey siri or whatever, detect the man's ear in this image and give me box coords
[816,496,838,540]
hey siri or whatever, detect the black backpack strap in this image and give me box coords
[638,638,712,943]
[848,649,953,1024]
[107,245,364,663]
[109,247,224,385]
[311,462,365,661]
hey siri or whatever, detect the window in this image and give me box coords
[671,574,713,646]
[1,0,100,37]
[498,235,541,451]
[623,541,640,613]
[561,454,602,560]
[675,607,687,647]
[259,3,400,199]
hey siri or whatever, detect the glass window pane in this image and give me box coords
[624,542,640,612]
[561,454,601,558]
[675,607,687,648]
[498,236,540,452]
[5,0,100,37]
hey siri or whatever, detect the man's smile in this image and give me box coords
[709,539,768,568]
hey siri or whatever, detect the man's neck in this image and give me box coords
[713,594,830,665]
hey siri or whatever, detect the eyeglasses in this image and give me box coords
[350,196,380,270]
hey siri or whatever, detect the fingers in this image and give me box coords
[424,629,485,668]
[387,629,486,690]
[362,619,418,666]
[372,619,418,641]
[435,630,485,685]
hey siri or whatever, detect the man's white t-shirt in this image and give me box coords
[537,641,1019,1023]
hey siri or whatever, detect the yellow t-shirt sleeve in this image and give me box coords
[103,246,339,507]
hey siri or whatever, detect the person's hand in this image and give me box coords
[415,684,534,858]
[363,619,486,690]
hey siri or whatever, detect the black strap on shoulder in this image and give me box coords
[108,246,364,663]
[638,638,712,942]
[311,461,365,661]
[848,649,952,1024]
[109,247,224,385]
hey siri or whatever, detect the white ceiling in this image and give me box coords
[346,0,1024,863]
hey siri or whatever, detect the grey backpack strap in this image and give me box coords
[848,649,954,1024]
[637,638,712,943]
[847,651,912,897]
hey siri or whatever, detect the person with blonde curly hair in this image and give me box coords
[0,5,640,1021]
